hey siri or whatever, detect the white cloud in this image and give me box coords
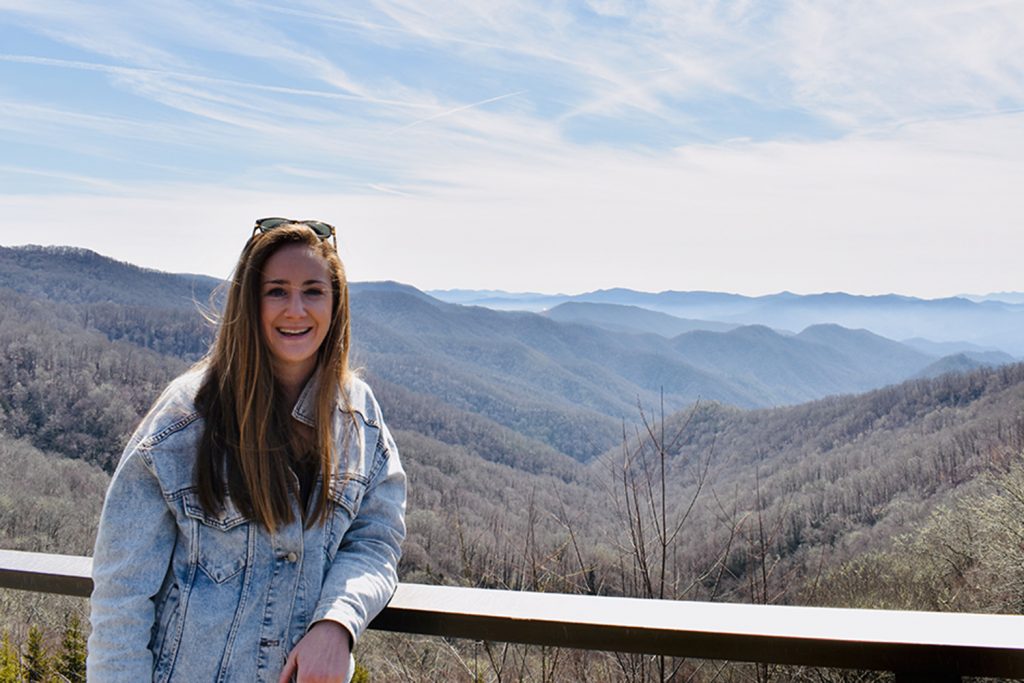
[779,1,1024,125]
[2,112,1021,297]
[0,1,190,69]
[1,1,1022,297]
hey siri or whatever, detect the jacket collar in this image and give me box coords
[291,369,319,427]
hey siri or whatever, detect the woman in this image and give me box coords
[88,220,406,682]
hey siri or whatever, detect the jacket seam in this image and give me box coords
[360,432,391,486]
[137,412,202,451]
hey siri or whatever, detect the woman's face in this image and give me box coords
[259,242,334,386]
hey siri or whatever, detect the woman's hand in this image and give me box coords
[278,620,352,683]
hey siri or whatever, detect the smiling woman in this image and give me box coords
[86,220,407,683]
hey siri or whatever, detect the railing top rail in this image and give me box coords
[3,549,1023,678]
[384,582,1024,648]
[0,548,92,598]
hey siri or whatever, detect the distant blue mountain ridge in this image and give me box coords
[959,291,1024,304]
[428,288,1024,357]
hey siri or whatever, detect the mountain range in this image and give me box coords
[430,287,1024,357]
[1,245,1017,466]
[349,280,1015,460]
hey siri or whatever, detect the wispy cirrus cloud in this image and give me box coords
[1,1,1022,296]
[7,0,1016,180]
[777,1,1024,125]
[0,164,130,192]
[0,54,440,108]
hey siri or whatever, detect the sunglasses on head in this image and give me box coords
[253,217,337,249]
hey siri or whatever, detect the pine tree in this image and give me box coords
[351,662,370,683]
[0,631,23,683]
[22,626,48,683]
[55,614,86,683]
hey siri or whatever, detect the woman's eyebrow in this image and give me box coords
[262,278,329,285]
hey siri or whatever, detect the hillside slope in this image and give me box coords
[582,362,1024,606]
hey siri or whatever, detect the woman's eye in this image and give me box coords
[264,287,287,297]
[305,288,326,298]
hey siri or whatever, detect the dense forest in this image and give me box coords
[1,245,1022,681]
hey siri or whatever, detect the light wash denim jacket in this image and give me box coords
[87,368,406,682]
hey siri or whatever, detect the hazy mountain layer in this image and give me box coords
[542,301,736,336]
[432,287,1024,356]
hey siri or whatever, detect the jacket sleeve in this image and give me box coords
[87,443,177,681]
[310,415,407,643]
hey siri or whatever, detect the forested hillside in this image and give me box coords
[0,245,219,309]
[583,364,1024,606]
[0,288,188,470]
[2,245,1023,681]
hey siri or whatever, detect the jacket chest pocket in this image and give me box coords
[325,475,367,560]
[183,494,252,583]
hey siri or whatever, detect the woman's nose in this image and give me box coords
[285,292,305,316]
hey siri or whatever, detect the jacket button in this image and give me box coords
[286,552,298,563]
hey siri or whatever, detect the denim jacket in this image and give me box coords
[87,368,406,682]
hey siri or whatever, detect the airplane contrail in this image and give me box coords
[390,90,528,135]
[0,54,438,109]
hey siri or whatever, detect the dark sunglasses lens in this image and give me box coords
[256,217,290,233]
[305,221,333,238]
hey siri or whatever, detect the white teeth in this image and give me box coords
[279,328,311,336]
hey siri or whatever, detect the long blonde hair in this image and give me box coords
[194,224,351,532]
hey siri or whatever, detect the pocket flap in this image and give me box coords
[183,493,249,531]
[328,474,367,517]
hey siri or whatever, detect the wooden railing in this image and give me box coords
[2,548,1023,682]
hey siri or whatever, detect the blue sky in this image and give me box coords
[1,1,1022,297]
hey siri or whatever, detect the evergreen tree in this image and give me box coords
[55,614,86,683]
[0,631,22,683]
[351,662,370,683]
[22,626,48,683]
